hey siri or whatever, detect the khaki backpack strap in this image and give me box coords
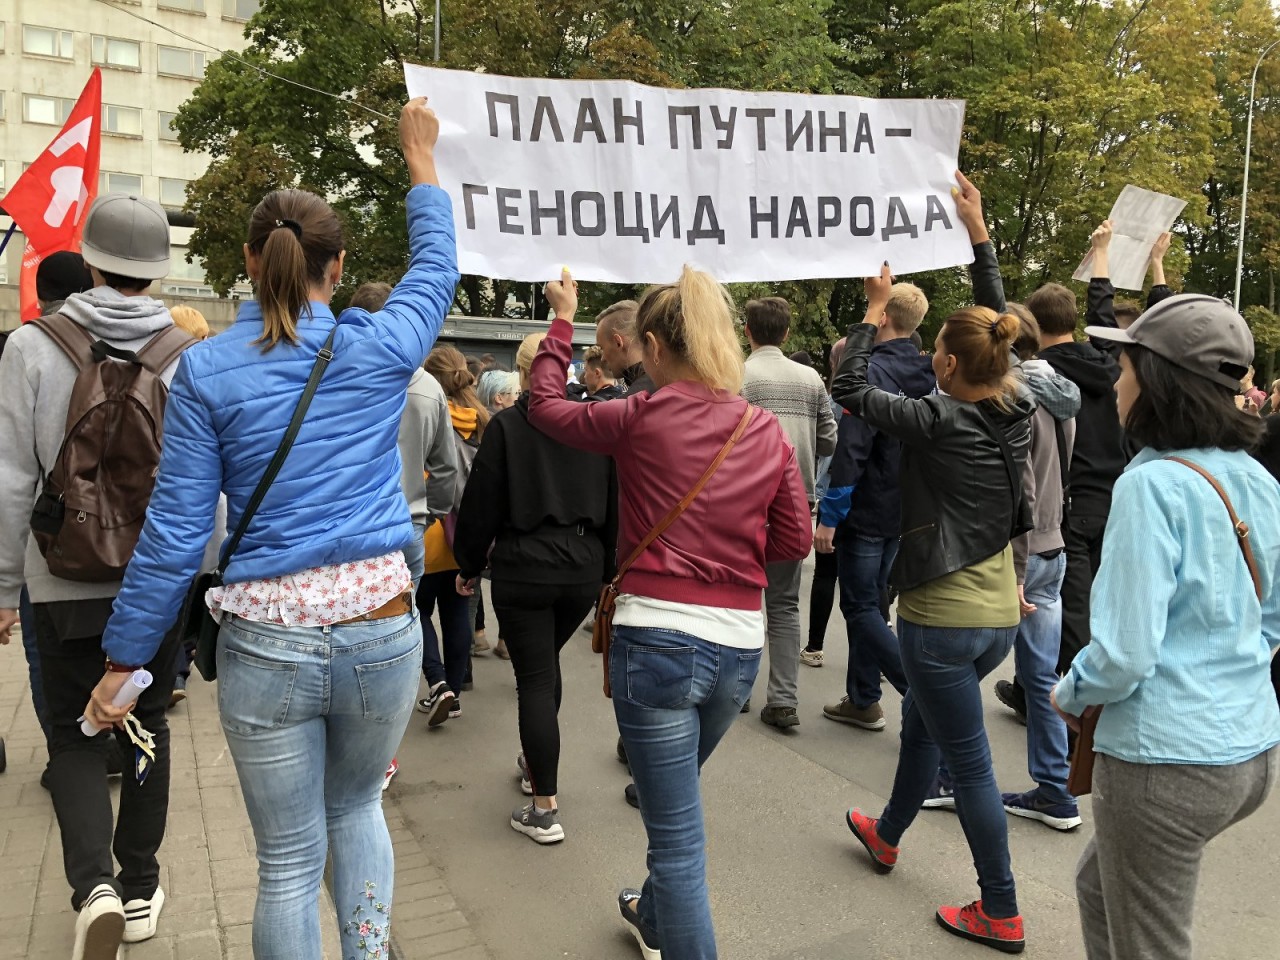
[611,405,755,587]
[1165,457,1263,602]
[30,314,95,372]
[135,325,197,376]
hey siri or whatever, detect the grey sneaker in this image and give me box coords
[510,803,564,844]
[760,705,800,728]
[823,697,887,730]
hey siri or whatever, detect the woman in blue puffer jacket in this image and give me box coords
[84,99,459,960]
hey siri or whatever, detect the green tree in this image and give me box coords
[178,0,843,326]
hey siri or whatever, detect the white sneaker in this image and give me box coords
[122,886,164,943]
[73,884,125,960]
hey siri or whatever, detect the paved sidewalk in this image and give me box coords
[0,635,345,960]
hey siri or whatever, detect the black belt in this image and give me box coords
[1036,548,1064,561]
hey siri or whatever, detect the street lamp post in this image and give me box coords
[1234,38,1280,311]
[434,0,441,62]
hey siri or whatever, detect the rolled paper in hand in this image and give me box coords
[81,669,153,736]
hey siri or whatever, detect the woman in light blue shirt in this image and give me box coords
[1054,294,1280,960]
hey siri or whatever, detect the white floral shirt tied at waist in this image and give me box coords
[207,552,412,628]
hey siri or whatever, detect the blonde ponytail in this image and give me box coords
[636,265,744,394]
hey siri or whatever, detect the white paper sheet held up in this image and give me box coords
[1073,186,1186,291]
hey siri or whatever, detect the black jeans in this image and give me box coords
[807,549,839,651]
[36,604,180,909]
[491,579,597,797]
[1058,509,1108,675]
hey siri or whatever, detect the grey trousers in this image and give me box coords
[1076,747,1278,960]
[763,560,804,709]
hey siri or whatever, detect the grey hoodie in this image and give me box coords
[0,288,178,607]
[399,367,458,528]
[1013,359,1080,581]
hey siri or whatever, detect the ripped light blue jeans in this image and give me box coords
[217,611,422,960]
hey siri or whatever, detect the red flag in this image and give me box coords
[1,69,102,321]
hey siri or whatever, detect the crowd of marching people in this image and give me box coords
[0,96,1277,960]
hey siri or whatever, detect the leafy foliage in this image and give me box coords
[179,0,1280,355]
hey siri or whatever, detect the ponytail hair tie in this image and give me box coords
[989,318,1000,335]
[273,218,303,238]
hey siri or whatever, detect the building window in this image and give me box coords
[160,0,206,11]
[23,94,76,126]
[159,178,190,210]
[100,171,143,195]
[168,246,206,282]
[159,111,180,141]
[91,35,141,70]
[157,45,206,79]
[23,25,75,59]
[222,0,260,21]
[103,104,143,137]
[0,159,5,192]
[0,92,5,121]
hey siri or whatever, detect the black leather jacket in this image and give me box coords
[832,323,1034,592]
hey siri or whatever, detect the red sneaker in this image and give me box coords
[936,900,1025,954]
[383,758,399,793]
[845,809,898,873]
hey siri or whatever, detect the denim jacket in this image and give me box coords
[1055,447,1280,764]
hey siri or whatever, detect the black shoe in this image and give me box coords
[994,680,1028,725]
[617,889,661,959]
[740,698,751,714]
[616,736,628,766]
[40,764,52,792]
[624,783,639,809]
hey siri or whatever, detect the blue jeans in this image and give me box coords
[610,625,760,960]
[836,533,908,706]
[1015,551,1072,804]
[878,619,1019,918]
[417,569,471,698]
[403,521,426,586]
[19,585,50,743]
[216,611,422,960]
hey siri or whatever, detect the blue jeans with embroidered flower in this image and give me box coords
[217,611,422,960]
[610,625,761,960]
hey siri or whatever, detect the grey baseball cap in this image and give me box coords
[1085,294,1253,391]
[80,193,171,281]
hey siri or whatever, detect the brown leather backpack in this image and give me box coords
[28,314,195,582]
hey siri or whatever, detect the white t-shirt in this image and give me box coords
[612,594,765,650]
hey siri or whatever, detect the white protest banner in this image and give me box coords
[1073,186,1187,291]
[404,64,971,284]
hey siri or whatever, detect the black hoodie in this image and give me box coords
[452,393,618,584]
[1038,341,1126,515]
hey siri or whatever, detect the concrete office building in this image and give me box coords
[0,0,260,329]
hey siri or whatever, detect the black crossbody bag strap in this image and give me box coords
[214,325,338,578]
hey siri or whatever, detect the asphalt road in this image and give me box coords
[388,562,1280,960]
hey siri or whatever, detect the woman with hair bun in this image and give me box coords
[528,268,812,959]
[833,265,1035,954]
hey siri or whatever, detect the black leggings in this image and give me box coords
[491,579,597,797]
[807,548,839,650]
